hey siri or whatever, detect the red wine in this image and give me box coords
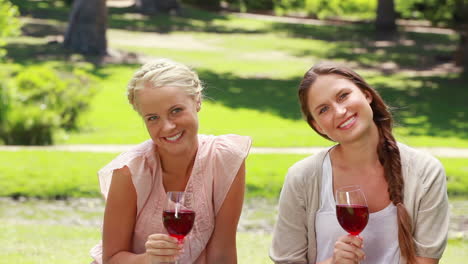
[336,204,369,236]
[163,209,196,241]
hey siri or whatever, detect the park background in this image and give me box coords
[0,0,467,263]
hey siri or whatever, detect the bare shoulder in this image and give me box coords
[107,166,136,202]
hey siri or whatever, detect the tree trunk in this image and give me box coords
[135,0,181,14]
[455,27,468,71]
[454,1,468,73]
[64,0,107,55]
[375,0,396,33]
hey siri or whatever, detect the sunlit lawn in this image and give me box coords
[0,221,465,264]
[0,197,466,264]
[4,2,468,148]
[1,150,467,198]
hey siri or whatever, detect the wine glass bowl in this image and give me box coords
[163,192,196,243]
[335,185,369,236]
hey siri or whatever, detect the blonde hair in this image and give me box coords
[127,58,204,111]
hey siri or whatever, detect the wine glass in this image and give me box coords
[335,185,369,236]
[162,192,196,264]
[335,185,369,263]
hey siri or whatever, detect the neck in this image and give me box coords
[332,122,381,168]
[159,144,198,179]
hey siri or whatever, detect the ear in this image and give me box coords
[310,119,325,134]
[363,90,373,104]
[196,99,201,112]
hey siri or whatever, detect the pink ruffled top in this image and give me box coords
[90,134,251,264]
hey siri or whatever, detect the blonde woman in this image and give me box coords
[90,59,251,264]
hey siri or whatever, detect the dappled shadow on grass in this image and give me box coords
[4,40,143,70]
[12,0,262,34]
[107,6,264,34]
[12,0,458,70]
[199,70,303,120]
[20,22,66,38]
[270,22,456,70]
[372,75,468,139]
[198,68,467,140]
[4,42,71,65]
[11,0,70,22]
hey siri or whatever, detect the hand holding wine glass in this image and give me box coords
[162,191,196,263]
[335,185,369,263]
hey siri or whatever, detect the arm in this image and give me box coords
[102,166,148,264]
[102,166,181,264]
[270,169,309,263]
[412,158,449,261]
[205,161,246,263]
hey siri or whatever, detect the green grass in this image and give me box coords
[0,223,99,264]
[2,1,467,148]
[1,151,467,199]
[0,220,465,264]
[53,65,468,148]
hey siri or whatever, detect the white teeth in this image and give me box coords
[339,116,356,128]
[165,132,182,141]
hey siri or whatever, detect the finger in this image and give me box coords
[145,240,182,250]
[147,234,179,243]
[334,241,366,262]
[147,254,179,263]
[334,246,357,261]
[146,247,183,257]
[338,235,364,248]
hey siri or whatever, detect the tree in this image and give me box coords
[135,0,181,14]
[375,0,397,34]
[63,0,107,55]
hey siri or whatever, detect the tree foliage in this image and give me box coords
[397,0,468,28]
[0,0,21,58]
[397,0,468,68]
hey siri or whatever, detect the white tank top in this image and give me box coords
[315,153,400,263]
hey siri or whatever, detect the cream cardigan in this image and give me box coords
[270,143,449,264]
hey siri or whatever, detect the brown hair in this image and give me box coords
[298,63,416,263]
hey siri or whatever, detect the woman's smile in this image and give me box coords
[337,114,357,130]
[163,131,184,142]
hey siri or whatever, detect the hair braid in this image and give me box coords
[377,124,416,264]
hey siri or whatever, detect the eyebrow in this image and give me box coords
[169,104,183,111]
[313,88,349,112]
[144,113,158,118]
[142,104,184,117]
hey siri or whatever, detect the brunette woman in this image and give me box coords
[270,63,448,264]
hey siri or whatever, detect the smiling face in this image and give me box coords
[135,85,200,157]
[307,74,377,144]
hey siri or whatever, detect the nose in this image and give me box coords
[334,103,347,116]
[161,119,176,132]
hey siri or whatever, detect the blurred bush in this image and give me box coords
[0,64,96,145]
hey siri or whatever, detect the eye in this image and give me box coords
[338,92,349,101]
[147,115,159,121]
[319,106,329,114]
[171,107,183,114]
